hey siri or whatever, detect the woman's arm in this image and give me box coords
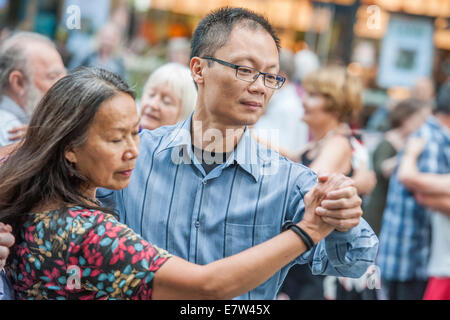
[152,224,312,299]
[152,174,347,299]
[351,168,377,196]
[309,135,352,175]
[309,136,376,195]
[380,156,397,178]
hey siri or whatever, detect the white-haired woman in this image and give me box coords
[139,63,197,130]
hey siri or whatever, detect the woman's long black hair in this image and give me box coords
[0,67,135,233]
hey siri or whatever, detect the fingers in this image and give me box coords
[315,206,362,220]
[318,173,354,192]
[0,228,14,269]
[0,223,12,233]
[0,223,15,249]
[0,232,15,248]
[8,131,26,141]
[8,125,27,141]
[8,133,23,141]
[315,190,363,233]
[8,125,27,134]
[322,190,361,210]
[308,175,357,207]
[325,186,357,200]
[0,246,10,268]
[320,216,360,232]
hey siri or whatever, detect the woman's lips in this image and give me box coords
[143,113,159,121]
[117,169,133,177]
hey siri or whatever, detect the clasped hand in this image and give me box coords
[0,223,14,270]
[302,173,362,241]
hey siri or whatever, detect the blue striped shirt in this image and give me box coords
[98,115,378,300]
[377,116,450,281]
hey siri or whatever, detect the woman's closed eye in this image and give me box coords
[161,95,174,105]
[111,129,139,142]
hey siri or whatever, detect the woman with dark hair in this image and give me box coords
[0,67,343,300]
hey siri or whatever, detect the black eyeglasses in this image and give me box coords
[201,56,285,89]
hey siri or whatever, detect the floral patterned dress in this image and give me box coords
[7,206,172,300]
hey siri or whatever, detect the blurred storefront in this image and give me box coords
[1,0,449,104]
[131,0,449,85]
[0,0,62,37]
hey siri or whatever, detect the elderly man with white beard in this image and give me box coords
[0,32,66,147]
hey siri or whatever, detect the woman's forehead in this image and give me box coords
[94,93,139,129]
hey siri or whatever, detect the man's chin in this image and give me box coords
[235,113,261,127]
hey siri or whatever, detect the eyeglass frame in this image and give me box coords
[201,56,286,89]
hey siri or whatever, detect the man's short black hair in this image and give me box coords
[190,7,280,60]
[435,81,450,115]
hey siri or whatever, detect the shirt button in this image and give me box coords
[194,221,200,228]
[202,180,207,185]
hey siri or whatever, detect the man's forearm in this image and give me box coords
[415,193,450,215]
[400,171,450,195]
[399,153,450,195]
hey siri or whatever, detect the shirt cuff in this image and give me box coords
[326,225,359,241]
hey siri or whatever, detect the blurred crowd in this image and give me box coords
[0,11,449,301]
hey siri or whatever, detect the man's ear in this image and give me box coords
[190,56,204,86]
[8,70,27,96]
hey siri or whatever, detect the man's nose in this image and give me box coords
[248,73,266,93]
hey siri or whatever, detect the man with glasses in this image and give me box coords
[95,7,378,300]
[0,7,377,300]
[200,56,286,89]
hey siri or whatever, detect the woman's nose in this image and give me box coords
[142,96,160,111]
[124,140,139,160]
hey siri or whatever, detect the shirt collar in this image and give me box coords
[427,115,450,142]
[0,95,29,123]
[157,113,193,153]
[157,113,261,181]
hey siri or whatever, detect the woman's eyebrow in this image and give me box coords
[110,119,141,132]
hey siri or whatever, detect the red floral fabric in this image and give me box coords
[8,206,171,300]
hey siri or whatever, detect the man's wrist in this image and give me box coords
[297,220,322,245]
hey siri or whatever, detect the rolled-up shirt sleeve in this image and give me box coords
[285,168,379,278]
